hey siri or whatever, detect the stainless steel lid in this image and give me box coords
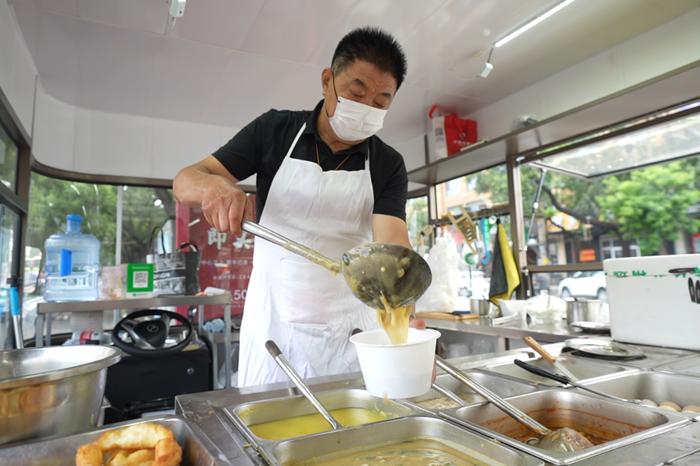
[0,345,122,390]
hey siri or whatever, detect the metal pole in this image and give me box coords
[507,144,528,298]
[34,314,44,348]
[114,186,124,326]
[224,304,232,388]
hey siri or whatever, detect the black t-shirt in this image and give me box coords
[212,101,408,221]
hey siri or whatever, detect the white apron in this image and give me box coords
[237,122,379,387]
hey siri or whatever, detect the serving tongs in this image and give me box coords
[243,220,431,309]
[514,359,642,405]
[523,336,579,382]
[265,340,340,430]
[435,356,594,452]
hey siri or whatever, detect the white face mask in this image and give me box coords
[328,96,387,142]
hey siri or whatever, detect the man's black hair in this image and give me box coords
[331,27,407,90]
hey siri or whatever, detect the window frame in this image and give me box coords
[0,87,31,290]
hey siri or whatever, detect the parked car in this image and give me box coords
[558,271,607,302]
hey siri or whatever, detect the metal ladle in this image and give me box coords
[243,221,432,308]
[265,340,340,430]
[435,357,594,452]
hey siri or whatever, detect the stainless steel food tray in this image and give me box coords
[224,388,417,463]
[443,349,537,371]
[270,415,544,465]
[650,354,700,376]
[408,370,539,411]
[566,343,699,370]
[440,388,689,465]
[0,416,227,466]
[581,370,700,419]
[481,355,633,386]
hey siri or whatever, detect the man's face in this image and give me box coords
[322,59,398,118]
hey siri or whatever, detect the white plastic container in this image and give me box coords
[605,254,700,350]
[350,328,440,399]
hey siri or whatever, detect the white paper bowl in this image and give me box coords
[350,328,440,399]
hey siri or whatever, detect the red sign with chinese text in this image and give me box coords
[175,199,256,318]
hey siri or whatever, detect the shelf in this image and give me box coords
[528,262,603,273]
[37,294,232,314]
[407,138,510,186]
[407,62,700,186]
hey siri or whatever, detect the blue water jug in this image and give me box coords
[44,214,100,302]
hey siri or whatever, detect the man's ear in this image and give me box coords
[321,68,333,98]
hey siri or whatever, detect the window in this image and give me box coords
[23,173,174,305]
[121,186,175,263]
[600,236,641,260]
[432,165,513,300]
[406,196,428,254]
[445,178,463,197]
[0,123,18,192]
[435,165,509,217]
[522,155,700,268]
[532,104,700,178]
[0,205,19,293]
[525,107,700,298]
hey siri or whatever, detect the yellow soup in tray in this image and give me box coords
[289,438,503,466]
[248,407,391,440]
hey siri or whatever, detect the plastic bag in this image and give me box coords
[416,236,461,312]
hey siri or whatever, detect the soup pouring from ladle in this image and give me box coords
[242,220,432,308]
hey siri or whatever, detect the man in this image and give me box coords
[174,27,416,387]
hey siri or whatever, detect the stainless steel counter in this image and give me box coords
[423,316,580,343]
[174,343,700,465]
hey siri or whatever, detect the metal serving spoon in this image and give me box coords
[243,220,432,308]
[435,357,594,452]
[265,340,340,430]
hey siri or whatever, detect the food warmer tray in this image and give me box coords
[0,416,228,466]
[440,388,689,465]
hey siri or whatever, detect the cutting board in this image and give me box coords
[415,311,481,321]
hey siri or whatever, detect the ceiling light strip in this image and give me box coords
[494,0,576,48]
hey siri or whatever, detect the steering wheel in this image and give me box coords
[112,309,193,357]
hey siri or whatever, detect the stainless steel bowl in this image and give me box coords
[0,345,121,445]
[566,299,609,324]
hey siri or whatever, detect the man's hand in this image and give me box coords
[201,181,254,236]
[173,156,253,236]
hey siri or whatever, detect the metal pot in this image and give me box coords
[0,345,121,445]
[565,299,610,324]
[470,298,500,318]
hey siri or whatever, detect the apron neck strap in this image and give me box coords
[288,121,371,172]
[284,122,307,160]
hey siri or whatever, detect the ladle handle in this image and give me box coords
[435,357,550,436]
[243,221,340,273]
[431,383,467,407]
[265,341,341,430]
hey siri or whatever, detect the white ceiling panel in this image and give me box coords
[172,0,266,51]
[75,0,168,34]
[10,0,700,166]
[239,0,358,63]
[28,0,77,16]
[308,0,447,68]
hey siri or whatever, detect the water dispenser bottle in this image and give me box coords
[44,214,100,302]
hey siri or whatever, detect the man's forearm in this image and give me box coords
[173,166,214,207]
